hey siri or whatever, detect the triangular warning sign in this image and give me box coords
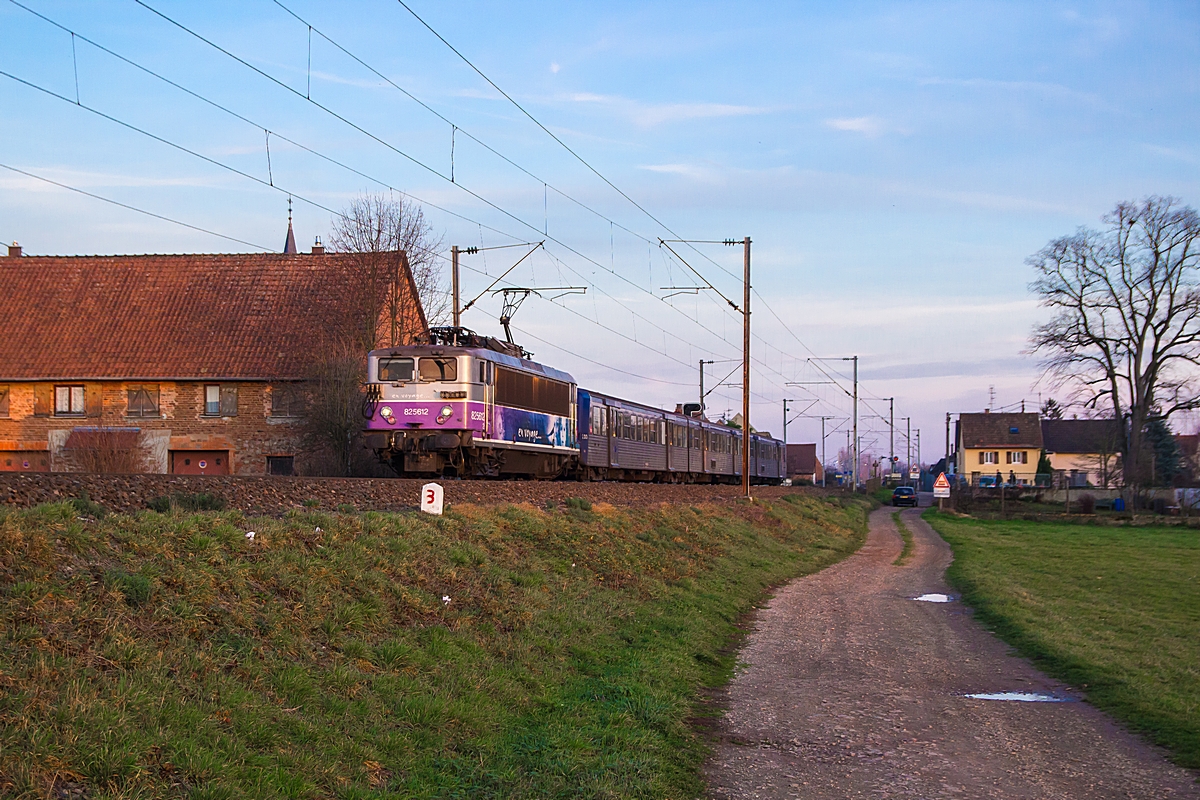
[934,472,950,489]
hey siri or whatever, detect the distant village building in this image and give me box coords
[1041,418,1123,488]
[954,411,1042,487]
[0,227,425,475]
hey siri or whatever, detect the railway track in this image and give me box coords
[2,473,818,517]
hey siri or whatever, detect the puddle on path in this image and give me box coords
[964,691,1072,702]
[913,593,953,603]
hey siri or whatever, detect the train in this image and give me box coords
[361,328,785,483]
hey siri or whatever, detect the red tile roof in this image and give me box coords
[0,252,425,380]
[958,412,1043,449]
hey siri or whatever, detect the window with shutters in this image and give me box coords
[1006,451,1028,464]
[54,385,85,416]
[979,451,999,464]
[0,385,8,418]
[126,385,160,418]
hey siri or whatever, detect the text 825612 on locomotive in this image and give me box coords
[362,328,784,482]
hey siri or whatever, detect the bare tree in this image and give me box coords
[302,193,446,475]
[328,192,448,347]
[1029,196,1200,488]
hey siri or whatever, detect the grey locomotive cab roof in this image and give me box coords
[372,345,575,385]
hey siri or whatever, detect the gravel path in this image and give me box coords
[704,506,1200,799]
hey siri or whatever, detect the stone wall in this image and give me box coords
[0,380,307,475]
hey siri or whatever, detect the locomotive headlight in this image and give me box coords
[440,405,454,418]
[380,406,395,424]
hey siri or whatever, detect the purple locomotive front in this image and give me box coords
[363,343,578,479]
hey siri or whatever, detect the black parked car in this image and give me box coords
[892,486,918,507]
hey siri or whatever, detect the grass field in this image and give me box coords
[0,493,867,799]
[925,511,1200,769]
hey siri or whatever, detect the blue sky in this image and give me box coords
[2,0,1198,465]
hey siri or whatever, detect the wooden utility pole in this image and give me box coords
[742,236,751,499]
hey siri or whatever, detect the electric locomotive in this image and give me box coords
[363,328,577,478]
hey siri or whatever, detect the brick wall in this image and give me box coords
[0,380,307,475]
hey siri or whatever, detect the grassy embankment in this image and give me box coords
[925,511,1200,769]
[1,493,867,799]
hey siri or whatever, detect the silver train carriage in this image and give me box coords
[363,332,785,483]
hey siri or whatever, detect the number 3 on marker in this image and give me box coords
[421,482,444,515]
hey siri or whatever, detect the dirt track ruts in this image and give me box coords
[704,506,1200,799]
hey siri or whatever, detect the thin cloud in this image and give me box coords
[916,76,1109,109]
[824,116,885,136]
[0,166,227,191]
[638,163,718,182]
[1144,144,1198,165]
[561,92,772,127]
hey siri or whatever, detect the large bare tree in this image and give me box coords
[328,192,448,348]
[1029,196,1200,487]
[304,193,447,475]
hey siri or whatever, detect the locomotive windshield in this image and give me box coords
[378,357,414,382]
[419,357,458,382]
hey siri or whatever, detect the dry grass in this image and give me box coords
[0,493,867,799]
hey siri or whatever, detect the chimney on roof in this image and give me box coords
[283,198,297,254]
[6,241,21,257]
[311,236,325,255]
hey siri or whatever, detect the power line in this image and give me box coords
[511,325,693,387]
[0,161,272,250]
[268,0,655,249]
[3,0,524,245]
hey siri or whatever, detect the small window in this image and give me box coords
[0,385,8,418]
[271,385,304,418]
[419,357,457,382]
[127,385,160,418]
[379,357,415,382]
[478,360,486,384]
[204,385,220,416]
[980,451,999,465]
[267,455,295,476]
[1007,451,1028,464]
[54,385,85,416]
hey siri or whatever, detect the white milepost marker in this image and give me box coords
[421,482,445,515]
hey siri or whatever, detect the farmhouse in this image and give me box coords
[1040,418,1123,488]
[955,411,1042,486]
[0,236,425,475]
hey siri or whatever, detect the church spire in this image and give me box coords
[283,197,297,254]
